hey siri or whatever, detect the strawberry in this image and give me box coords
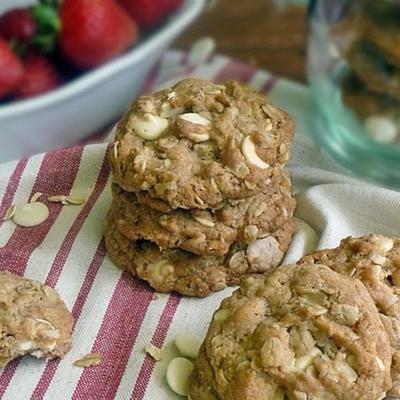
[118,0,183,29]
[13,54,60,100]
[160,0,183,13]
[0,37,24,99]
[60,0,138,69]
[0,9,37,44]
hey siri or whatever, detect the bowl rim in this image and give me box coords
[0,0,205,118]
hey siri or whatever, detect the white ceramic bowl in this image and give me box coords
[0,0,205,163]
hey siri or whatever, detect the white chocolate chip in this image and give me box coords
[188,36,216,66]
[174,334,202,359]
[178,113,211,127]
[373,236,394,253]
[241,136,270,169]
[214,309,230,321]
[3,204,16,220]
[133,113,168,140]
[365,116,398,143]
[74,353,103,368]
[31,350,45,358]
[160,103,185,119]
[30,192,43,203]
[13,202,49,227]
[144,344,163,361]
[166,357,193,396]
[146,260,174,284]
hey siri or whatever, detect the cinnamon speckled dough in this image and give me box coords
[110,169,295,257]
[298,234,400,396]
[110,78,294,210]
[189,264,392,400]
[104,218,295,297]
[0,271,73,367]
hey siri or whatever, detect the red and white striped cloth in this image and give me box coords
[1,51,399,400]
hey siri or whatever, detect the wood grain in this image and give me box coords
[173,0,307,82]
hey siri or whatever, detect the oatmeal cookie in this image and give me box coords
[110,78,294,210]
[298,234,400,396]
[342,73,400,119]
[110,170,295,257]
[346,40,400,102]
[189,264,392,400]
[0,271,73,367]
[104,218,295,297]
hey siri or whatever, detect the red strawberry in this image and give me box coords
[13,54,60,100]
[160,0,183,13]
[60,0,138,69]
[118,0,183,29]
[0,9,37,44]
[0,37,24,99]
[118,0,164,29]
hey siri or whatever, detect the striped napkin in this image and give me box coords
[0,50,399,400]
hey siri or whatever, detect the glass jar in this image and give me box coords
[307,0,400,188]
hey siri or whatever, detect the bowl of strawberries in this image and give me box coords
[0,0,205,163]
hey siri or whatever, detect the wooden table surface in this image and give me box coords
[174,0,308,83]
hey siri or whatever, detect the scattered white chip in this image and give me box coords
[13,202,49,227]
[174,334,202,359]
[3,204,16,220]
[65,197,86,205]
[144,344,163,361]
[166,357,193,396]
[364,116,398,143]
[188,37,216,66]
[48,195,68,204]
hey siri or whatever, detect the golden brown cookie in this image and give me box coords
[110,168,295,257]
[104,217,295,297]
[110,78,294,210]
[298,234,400,396]
[189,264,392,400]
[0,271,73,367]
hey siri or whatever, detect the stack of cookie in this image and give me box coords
[340,2,400,122]
[105,78,296,297]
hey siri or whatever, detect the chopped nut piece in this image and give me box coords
[74,352,102,368]
[65,197,86,206]
[30,192,43,203]
[241,136,270,169]
[144,344,163,361]
[3,204,16,220]
[48,195,68,203]
[178,113,210,126]
[113,141,119,159]
[191,211,215,227]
